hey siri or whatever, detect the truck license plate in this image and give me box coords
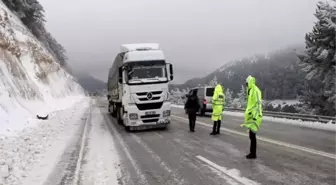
[145,111,156,115]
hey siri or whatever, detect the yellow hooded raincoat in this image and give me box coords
[242,76,263,133]
[211,84,225,121]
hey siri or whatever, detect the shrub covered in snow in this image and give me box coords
[169,88,188,105]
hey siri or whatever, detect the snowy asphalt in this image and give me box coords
[91,98,336,185]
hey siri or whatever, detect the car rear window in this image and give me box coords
[205,88,214,96]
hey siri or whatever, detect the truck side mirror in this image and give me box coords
[167,63,174,81]
[118,67,122,83]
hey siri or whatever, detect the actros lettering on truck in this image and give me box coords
[107,43,174,131]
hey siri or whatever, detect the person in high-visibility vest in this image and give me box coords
[241,75,263,159]
[210,84,225,135]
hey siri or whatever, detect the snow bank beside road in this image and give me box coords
[0,2,85,136]
[0,98,90,185]
[171,105,336,131]
[79,104,121,185]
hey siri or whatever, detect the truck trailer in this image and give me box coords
[107,43,174,131]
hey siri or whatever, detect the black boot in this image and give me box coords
[192,120,196,132]
[216,121,221,134]
[191,123,195,132]
[210,121,217,135]
[246,153,257,159]
[246,130,257,159]
[189,121,193,132]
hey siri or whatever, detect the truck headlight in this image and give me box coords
[163,110,171,117]
[129,113,138,120]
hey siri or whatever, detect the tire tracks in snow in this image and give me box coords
[102,113,149,185]
[42,102,92,185]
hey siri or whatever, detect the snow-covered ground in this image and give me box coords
[0,2,85,136]
[265,99,300,108]
[79,104,121,185]
[171,105,336,131]
[0,98,90,185]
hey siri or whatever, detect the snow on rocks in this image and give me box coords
[0,98,90,185]
[0,1,85,136]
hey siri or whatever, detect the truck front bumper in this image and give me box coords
[123,102,171,127]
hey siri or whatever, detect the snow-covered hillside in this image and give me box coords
[0,2,85,135]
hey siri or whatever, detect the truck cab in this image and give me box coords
[107,43,174,131]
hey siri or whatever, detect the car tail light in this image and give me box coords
[203,99,206,104]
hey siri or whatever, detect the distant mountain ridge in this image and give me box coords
[72,72,106,93]
[169,44,306,100]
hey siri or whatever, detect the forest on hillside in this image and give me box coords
[2,0,69,69]
[170,45,307,100]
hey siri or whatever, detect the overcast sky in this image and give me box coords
[39,0,319,83]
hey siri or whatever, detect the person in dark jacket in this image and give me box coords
[184,91,200,132]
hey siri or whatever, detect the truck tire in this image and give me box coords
[198,108,205,117]
[111,104,117,118]
[125,126,131,132]
[117,105,123,125]
[108,103,112,115]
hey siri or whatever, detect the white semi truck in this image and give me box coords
[107,43,174,131]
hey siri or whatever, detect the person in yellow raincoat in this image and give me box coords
[241,75,263,159]
[210,84,225,135]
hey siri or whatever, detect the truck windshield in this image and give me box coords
[128,66,165,79]
[126,62,167,85]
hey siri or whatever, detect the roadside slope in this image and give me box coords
[0,2,85,135]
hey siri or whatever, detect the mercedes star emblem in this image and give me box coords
[147,92,153,100]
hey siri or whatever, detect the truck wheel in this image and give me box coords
[125,126,131,132]
[199,108,205,117]
[108,103,112,114]
[117,106,123,125]
[112,104,117,118]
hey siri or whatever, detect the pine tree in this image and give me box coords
[225,88,233,107]
[237,85,246,108]
[207,76,218,86]
[297,0,336,116]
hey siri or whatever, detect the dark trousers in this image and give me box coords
[188,112,197,131]
[249,130,257,156]
[211,120,221,134]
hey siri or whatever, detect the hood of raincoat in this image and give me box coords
[246,75,256,89]
[214,84,224,95]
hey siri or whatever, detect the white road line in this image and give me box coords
[72,100,92,185]
[196,155,260,185]
[106,119,149,185]
[172,115,336,160]
[131,134,186,185]
[106,123,149,184]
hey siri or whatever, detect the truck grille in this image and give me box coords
[141,114,160,119]
[142,119,159,123]
[139,97,160,101]
[136,91,162,96]
[136,102,163,110]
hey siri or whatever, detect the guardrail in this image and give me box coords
[223,107,336,124]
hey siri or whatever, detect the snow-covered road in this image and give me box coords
[1,97,335,185]
[0,98,121,185]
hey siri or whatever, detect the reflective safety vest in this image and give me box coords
[212,84,225,121]
[242,76,263,133]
